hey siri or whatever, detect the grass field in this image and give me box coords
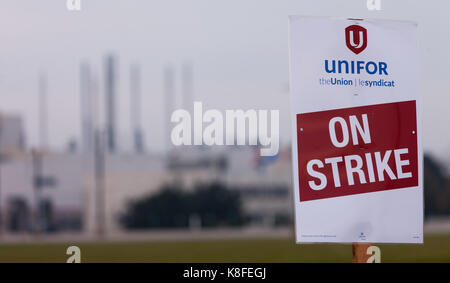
[0,235,450,263]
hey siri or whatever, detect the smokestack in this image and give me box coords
[90,72,100,134]
[130,64,144,154]
[164,66,175,152]
[104,55,117,153]
[80,62,94,152]
[38,72,48,151]
[182,62,194,113]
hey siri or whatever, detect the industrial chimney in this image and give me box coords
[164,66,175,152]
[182,62,194,113]
[104,55,117,153]
[38,72,48,152]
[80,62,94,152]
[130,64,144,154]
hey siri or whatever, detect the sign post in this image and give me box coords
[289,16,422,257]
[352,243,371,263]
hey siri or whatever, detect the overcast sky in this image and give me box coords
[1,0,449,162]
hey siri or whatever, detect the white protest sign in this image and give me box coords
[289,16,422,243]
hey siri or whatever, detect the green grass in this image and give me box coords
[1,235,450,263]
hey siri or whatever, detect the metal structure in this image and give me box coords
[130,64,144,154]
[104,55,117,153]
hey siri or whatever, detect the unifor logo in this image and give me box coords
[345,25,367,55]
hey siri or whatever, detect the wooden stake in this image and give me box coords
[352,243,372,263]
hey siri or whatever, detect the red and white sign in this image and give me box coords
[289,17,422,243]
[345,25,367,54]
[297,100,418,202]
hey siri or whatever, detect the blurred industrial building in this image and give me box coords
[0,55,294,236]
[0,130,293,234]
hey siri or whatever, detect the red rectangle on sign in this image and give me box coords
[297,100,418,202]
